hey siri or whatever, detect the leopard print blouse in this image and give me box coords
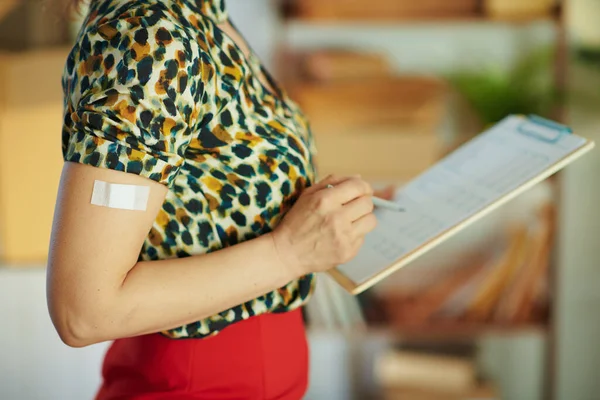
[61,0,317,339]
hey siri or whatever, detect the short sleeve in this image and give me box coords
[63,10,202,187]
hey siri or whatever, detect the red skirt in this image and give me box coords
[95,309,309,400]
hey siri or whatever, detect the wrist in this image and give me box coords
[264,230,303,283]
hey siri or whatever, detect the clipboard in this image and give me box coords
[328,114,595,295]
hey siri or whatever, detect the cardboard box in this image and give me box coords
[291,78,446,129]
[0,47,69,264]
[290,77,447,183]
[375,350,477,395]
[291,50,393,83]
[312,125,441,183]
[0,0,70,50]
[376,349,499,399]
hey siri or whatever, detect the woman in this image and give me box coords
[47,0,378,398]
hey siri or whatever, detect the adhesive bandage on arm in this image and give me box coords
[90,180,150,211]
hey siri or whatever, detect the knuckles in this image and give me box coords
[363,196,375,213]
[313,193,329,211]
[350,177,372,194]
[326,174,339,183]
[326,212,347,237]
[325,213,354,262]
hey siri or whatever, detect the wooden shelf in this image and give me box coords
[284,14,558,26]
[355,323,550,341]
[387,323,548,339]
[307,323,549,342]
[279,0,563,26]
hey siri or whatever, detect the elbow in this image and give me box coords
[56,319,96,348]
[53,311,101,348]
[46,257,124,347]
[49,300,111,348]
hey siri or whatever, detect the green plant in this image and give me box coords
[575,46,600,68]
[447,48,559,125]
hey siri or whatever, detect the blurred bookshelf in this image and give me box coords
[281,7,562,25]
[374,323,549,340]
[275,0,567,399]
[279,0,562,24]
[0,0,569,397]
[283,15,560,26]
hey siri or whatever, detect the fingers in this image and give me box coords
[308,175,373,218]
[339,195,374,223]
[326,177,373,205]
[352,212,378,237]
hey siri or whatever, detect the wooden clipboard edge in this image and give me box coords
[326,267,358,293]
[330,138,596,296]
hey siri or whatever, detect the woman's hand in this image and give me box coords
[271,175,378,278]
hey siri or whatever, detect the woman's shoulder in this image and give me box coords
[65,0,218,92]
[78,0,213,59]
[63,0,218,129]
[81,2,161,37]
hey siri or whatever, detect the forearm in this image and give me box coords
[70,233,293,344]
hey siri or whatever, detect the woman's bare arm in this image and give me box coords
[47,162,374,347]
[47,162,297,347]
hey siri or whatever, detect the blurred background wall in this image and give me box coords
[2,0,600,399]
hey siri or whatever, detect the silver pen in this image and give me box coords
[372,196,405,212]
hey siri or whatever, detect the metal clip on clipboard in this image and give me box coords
[518,114,573,144]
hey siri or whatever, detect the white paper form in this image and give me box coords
[335,115,590,290]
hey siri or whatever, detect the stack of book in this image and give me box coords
[370,200,554,330]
